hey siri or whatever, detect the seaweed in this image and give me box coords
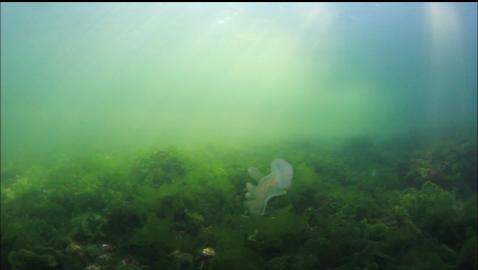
[1,136,476,270]
[130,149,186,187]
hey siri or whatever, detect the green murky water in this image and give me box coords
[1,3,477,270]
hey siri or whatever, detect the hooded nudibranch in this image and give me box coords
[244,158,293,215]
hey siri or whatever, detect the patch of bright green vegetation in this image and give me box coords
[1,135,476,270]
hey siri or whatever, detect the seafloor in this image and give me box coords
[1,134,477,270]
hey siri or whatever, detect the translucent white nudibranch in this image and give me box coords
[244,158,293,215]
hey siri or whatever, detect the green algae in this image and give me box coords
[1,135,476,270]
